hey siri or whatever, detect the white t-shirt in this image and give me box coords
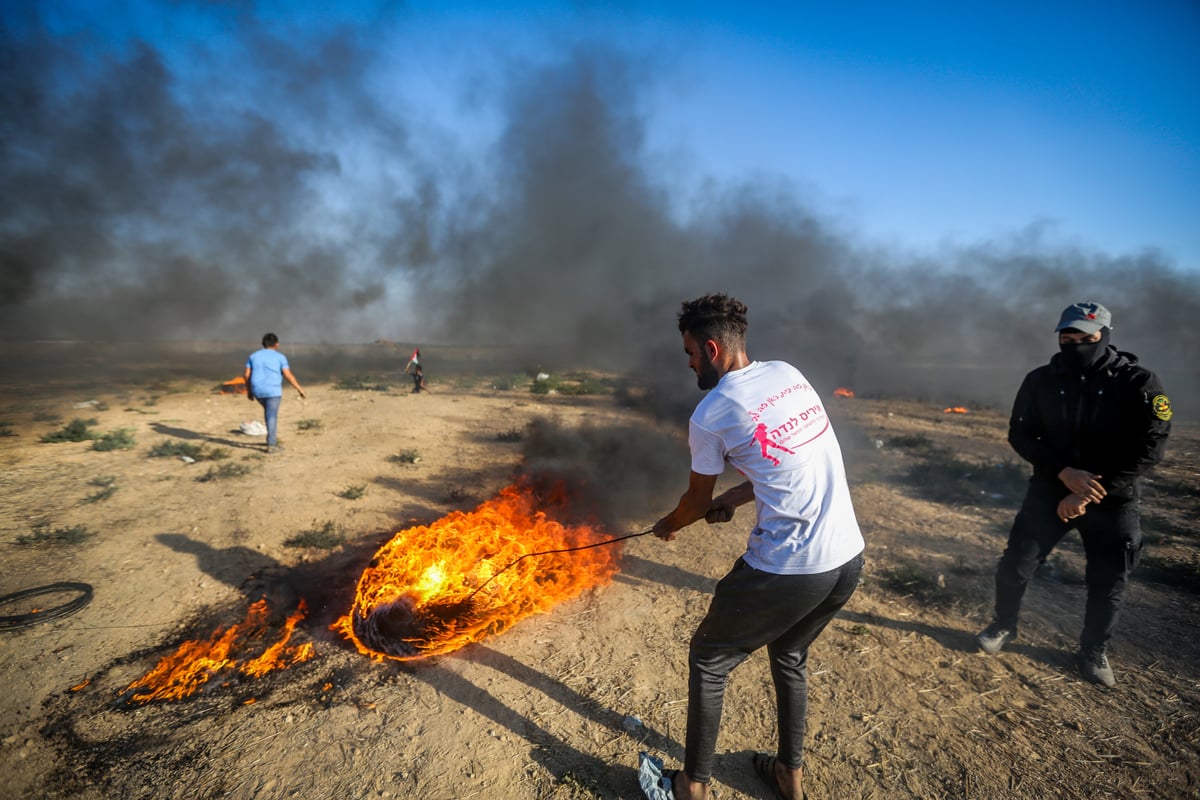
[689,360,864,575]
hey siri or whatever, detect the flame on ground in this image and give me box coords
[124,599,314,704]
[217,375,247,394]
[833,387,855,398]
[333,483,621,661]
[943,406,969,414]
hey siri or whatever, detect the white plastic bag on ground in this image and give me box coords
[239,420,267,436]
[638,752,675,800]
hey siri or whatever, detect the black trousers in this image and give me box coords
[684,552,864,783]
[994,479,1142,651]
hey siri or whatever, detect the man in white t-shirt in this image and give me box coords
[650,293,865,800]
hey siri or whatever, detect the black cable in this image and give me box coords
[0,582,94,632]
[461,528,653,603]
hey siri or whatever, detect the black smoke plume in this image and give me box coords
[3,5,1197,415]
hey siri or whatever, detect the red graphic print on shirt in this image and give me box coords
[753,422,797,466]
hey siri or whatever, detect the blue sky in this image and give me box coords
[649,2,1200,264]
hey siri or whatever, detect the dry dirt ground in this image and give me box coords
[1,345,1197,800]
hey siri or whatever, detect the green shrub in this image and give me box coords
[83,485,118,503]
[284,520,346,549]
[531,375,558,395]
[495,428,523,442]
[92,428,136,451]
[40,418,100,443]
[297,419,322,431]
[148,440,230,461]
[17,524,94,546]
[530,372,612,396]
[388,449,421,464]
[83,476,118,504]
[149,440,204,459]
[559,373,610,395]
[196,462,252,482]
[338,484,367,500]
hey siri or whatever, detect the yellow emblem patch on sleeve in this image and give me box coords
[1152,394,1173,421]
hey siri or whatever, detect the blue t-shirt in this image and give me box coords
[246,348,290,398]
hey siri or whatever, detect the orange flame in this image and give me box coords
[218,376,247,395]
[833,387,855,398]
[943,406,969,414]
[125,599,314,704]
[333,484,620,661]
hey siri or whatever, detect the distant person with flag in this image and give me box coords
[405,347,427,393]
[244,333,306,454]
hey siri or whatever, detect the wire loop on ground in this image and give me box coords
[0,582,94,632]
[462,528,652,603]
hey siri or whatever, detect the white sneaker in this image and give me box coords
[976,623,1016,654]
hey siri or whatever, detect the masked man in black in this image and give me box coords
[977,301,1172,687]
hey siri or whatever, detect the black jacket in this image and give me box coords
[1008,345,1170,499]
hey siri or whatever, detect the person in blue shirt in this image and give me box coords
[244,333,307,453]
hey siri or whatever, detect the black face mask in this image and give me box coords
[1059,328,1110,372]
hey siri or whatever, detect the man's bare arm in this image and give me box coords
[282,368,306,399]
[705,480,754,523]
[653,471,720,541]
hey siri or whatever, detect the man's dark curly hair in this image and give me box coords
[677,293,748,349]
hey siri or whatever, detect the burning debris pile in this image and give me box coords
[216,376,247,395]
[117,482,621,706]
[124,599,314,704]
[334,483,621,661]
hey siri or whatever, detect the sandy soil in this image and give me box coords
[1,348,1197,800]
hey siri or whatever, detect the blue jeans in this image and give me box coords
[684,552,864,782]
[257,396,281,446]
